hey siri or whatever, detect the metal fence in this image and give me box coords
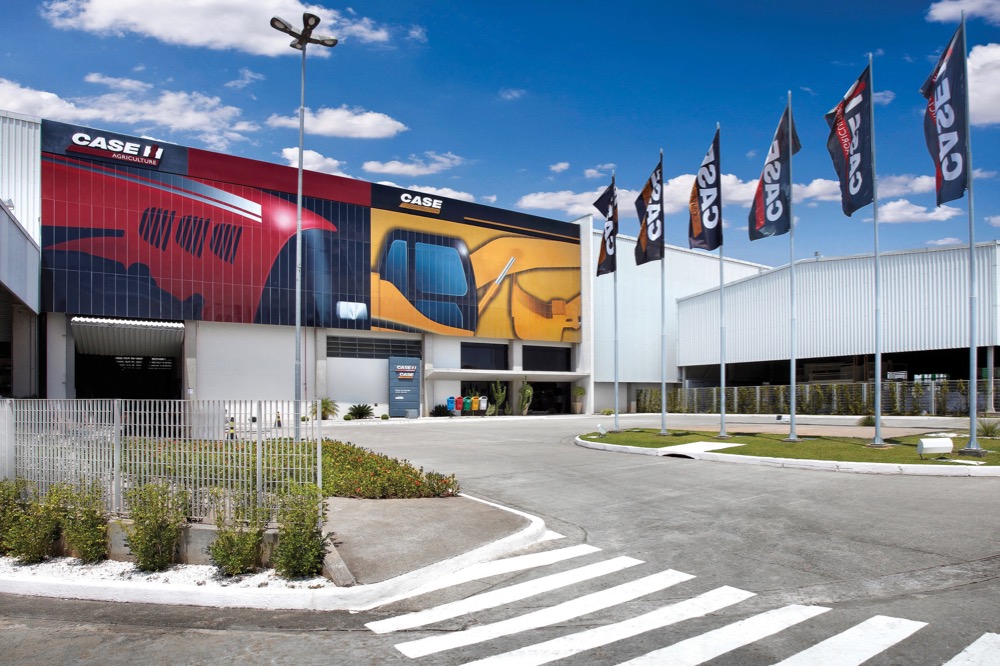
[640,380,1000,417]
[0,399,322,522]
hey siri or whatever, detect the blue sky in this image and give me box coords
[3,0,999,267]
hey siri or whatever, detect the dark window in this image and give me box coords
[461,342,509,370]
[327,336,421,360]
[523,345,571,372]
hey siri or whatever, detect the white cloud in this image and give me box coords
[794,178,843,203]
[878,198,963,223]
[481,194,497,204]
[927,237,964,246]
[0,77,255,151]
[517,188,621,218]
[362,151,464,176]
[872,90,896,105]
[40,1,394,55]
[407,25,428,42]
[280,147,350,177]
[877,174,937,197]
[927,0,1000,25]
[584,163,615,179]
[83,72,151,92]
[549,161,570,173]
[267,106,408,139]
[499,88,526,101]
[987,215,1000,226]
[404,185,475,202]
[224,68,265,90]
[969,43,1000,125]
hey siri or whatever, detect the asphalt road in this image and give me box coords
[2,413,998,665]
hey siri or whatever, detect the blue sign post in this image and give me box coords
[388,356,421,417]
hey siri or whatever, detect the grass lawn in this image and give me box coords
[578,429,1000,466]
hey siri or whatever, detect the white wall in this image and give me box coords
[326,357,389,410]
[193,322,295,400]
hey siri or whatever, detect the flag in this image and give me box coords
[825,65,874,216]
[634,156,665,264]
[594,175,618,276]
[748,104,801,241]
[921,22,968,206]
[689,129,722,251]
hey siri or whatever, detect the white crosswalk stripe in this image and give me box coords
[460,586,756,666]
[617,604,830,666]
[772,614,927,665]
[366,555,643,634]
[395,568,696,659]
[942,633,1000,665]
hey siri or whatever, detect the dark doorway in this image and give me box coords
[528,382,571,414]
[75,353,181,399]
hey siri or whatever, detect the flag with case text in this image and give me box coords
[748,104,800,241]
[689,129,722,251]
[825,65,874,216]
[634,156,664,264]
[921,22,968,206]
[594,175,618,276]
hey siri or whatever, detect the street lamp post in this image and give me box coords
[270,13,337,440]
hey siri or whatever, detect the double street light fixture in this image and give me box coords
[269,13,337,440]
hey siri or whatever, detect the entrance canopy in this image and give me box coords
[70,317,185,357]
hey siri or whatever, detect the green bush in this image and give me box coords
[62,482,108,563]
[977,418,1000,438]
[0,479,28,555]
[322,440,460,499]
[273,484,326,579]
[857,414,876,427]
[207,489,265,577]
[430,404,452,417]
[123,482,190,572]
[6,484,70,564]
[343,414,353,421]
[347,403,374,419]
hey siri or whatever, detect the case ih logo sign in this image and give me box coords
[68,132,165,167]
[395,364,417,379]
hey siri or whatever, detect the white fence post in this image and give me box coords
[113,399,122,514]
[1,399,12,481]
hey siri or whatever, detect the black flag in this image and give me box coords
[920,22,969,206]
[594,175,618,276]
[825,65,874,216]
[749,104,801,241]
[634,156,665,265]
[689,129,722,251]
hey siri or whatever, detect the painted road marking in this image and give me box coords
[618,604,830,665]
[395,568,696,659]
[942,633,1000,665]
[459,586,756,666]
[366,555,643,634]
[772,614,927,665]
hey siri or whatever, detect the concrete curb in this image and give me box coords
[574,437,1000,477]
[0,493,547,612]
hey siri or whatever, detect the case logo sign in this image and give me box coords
[69,132,165,166]
[395,363,417,380]
[399,192,443,215]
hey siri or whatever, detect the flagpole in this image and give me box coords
[613,171,621,432]
[959,13,982,454]
[786,90,799,442]
[659,149,668,435]
[717,124,728,438]
[870,53,885,447]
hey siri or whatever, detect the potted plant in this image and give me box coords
[572,385,586,414]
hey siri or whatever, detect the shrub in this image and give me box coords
[310,397,339,420]
[62,482,108,563]
[857,414,876,427]
[977,418,1000,438]
[380,413,389,420]
[600,408,614,416]
[322,439,460,499]
[430,404,452,417]
[343,414,353,421]
[347,403,374,419]
[6,483,70,564]
[490,380,507,414]
[207,489,265,577]
[123,482,190,572]
[0,479,28,555]
[518,380,533,415]
[273,484,326,579]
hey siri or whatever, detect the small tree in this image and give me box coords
[311,398,339,420]
[123,482,190,572]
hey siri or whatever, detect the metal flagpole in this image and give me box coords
[960,13,982,454]
[717,124,728,438]
[659,149,668,435]
[613,172,621,432]
[786,90,799,442]
[870,53,885,446]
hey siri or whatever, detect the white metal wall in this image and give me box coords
[194,321,296,400]
[677,243,999,367]
[592,232,766,383]
[0,111,41,246]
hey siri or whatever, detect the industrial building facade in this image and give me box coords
[0,109,990,414]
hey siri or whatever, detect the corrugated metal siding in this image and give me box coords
[0,112,42,245]
[678,243,998,366]
[593,233,766,382]
[71,317,185,357]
